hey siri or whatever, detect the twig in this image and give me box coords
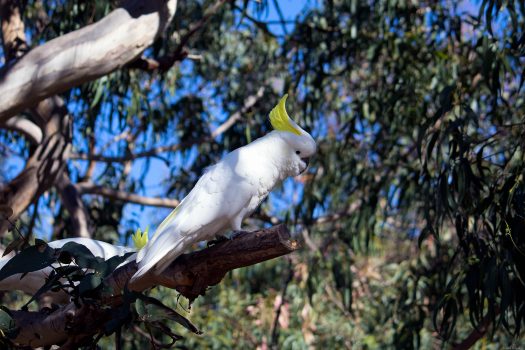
[75,182,180,208]
[270,258,293,348]
[451,310,498,350]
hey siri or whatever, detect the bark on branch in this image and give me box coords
[9,225,298,348]
[0,1,74,238]
[0,97,72,236]
[56,174,93,238]
[0,116,43,144]
[0,0,29,61]
[0,0,178,122]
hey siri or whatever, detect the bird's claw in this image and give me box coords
[207,235,230,247]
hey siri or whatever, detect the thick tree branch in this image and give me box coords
[0,97,72,236]
[76,182,180,208]
[10,225,298,348]
[0,0,178,122]
[0,1,74,237]
[126,224,298,294]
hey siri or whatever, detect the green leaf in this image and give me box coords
[0,307,17,338]
[0,241,55,281]
[59,242,104,271]
[2,236,27,257]
[23,265,82,308]
[90,76,107,108]
[77,273,103,296]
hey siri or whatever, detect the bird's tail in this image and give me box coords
[129,229,192,290]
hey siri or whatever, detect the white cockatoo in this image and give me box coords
[130,94,316,286]
[0,234,145,298]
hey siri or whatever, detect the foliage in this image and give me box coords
[1,0,524,348]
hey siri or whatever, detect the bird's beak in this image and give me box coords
[300,158,310,173]
[301,158,310,167]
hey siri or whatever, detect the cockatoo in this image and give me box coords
[130,94,316,286]
[0,234,144,298]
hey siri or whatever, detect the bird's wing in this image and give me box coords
[132,161,256,281]
[48,238,135,259]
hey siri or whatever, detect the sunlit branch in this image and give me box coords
[0,0,178,122]
[0,116,43,144]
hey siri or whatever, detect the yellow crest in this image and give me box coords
[269,94,302,136]
[132,226,149,250]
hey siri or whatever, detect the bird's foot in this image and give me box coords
[207,235,229,247]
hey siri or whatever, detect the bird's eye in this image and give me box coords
[295,151,301,155]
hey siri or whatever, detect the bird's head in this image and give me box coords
[269,94,317,176]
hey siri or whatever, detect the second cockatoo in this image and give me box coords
[0,231,146,299]
[130,94,316,286]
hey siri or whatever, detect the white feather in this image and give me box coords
[0,238,135,299]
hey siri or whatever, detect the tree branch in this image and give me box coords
[0,0,178,122]
[0,96,72,236]
[56,173,93,238]
[127,224,298,294]
[76,182,180,208]
[0,116,43,144]
[451,310,498,350]
[0,1,74,238]
[9,225,298,348]
[128,0,229,72]
[0,0,29,62]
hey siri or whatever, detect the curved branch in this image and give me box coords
[451,309,499,350]
[0,116,43,144]
[76,182,180,208]
[10,225,298,347]
[0,0,178,122]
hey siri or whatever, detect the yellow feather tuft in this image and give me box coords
[269,94,302,135]
[132,226,149,250]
